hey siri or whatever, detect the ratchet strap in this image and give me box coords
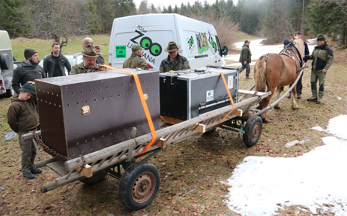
[208,70,236,124]
[102,65,156,155]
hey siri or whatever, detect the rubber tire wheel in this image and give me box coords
[243,115,262,148]
[80,170,107,185]
[119,161,160,211]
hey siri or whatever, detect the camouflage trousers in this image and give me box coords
[18,131,37,173]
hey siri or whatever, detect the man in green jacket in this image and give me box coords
[123,44,148,70]
[303,34,334,104]
[70,45,100,75]
[238,40,252,79]
[160,41,190,72]
[12,48,46,94]
[43,42,71,77]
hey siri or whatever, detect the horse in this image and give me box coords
[254,37,304,123]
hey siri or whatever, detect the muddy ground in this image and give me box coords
[0,49,346,216]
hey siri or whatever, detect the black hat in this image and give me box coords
[19,83,36,95]
[296,31,302,35]
[317,34,326,41]
[245,40,250,43]
[24,48,37,59]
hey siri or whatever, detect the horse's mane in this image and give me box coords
[293,37,304,60]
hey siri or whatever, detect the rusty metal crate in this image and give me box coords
[35,70,160,160]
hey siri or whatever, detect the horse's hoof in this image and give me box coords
[263,118,271,123]
[274,106,280,109]
[292,107,299,110]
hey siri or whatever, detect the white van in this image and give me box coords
[0,30,15,97]
[109,14,228,70]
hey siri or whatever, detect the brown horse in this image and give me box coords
[254,38,304,123]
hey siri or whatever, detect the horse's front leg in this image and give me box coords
[291,85,299,109]
[274,86,282,109]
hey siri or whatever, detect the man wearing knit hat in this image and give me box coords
[12,48,45,94]
[123,44,148,70]
[303,34,334,104]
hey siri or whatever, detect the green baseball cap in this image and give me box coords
[132,44,143,52]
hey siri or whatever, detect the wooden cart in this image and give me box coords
[22,89,270,211]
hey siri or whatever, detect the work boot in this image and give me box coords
[307,90,317,102]
[23,172,35,179]
[31,168,42,174]
[316,91,324,104]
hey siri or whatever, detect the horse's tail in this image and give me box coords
[254,55,267,92]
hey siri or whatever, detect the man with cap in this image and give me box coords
[238,40,252,79]
[12,48,45,94]
[160,41,190,72]
[82,37,104,65]
[7,82,42,179]
[70,44,100,75]
[123,44,148,70]
[283,38,290,48]
[43,42,71,77]
[303,34,334,104]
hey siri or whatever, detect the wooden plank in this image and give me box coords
[47,160,69,176]
[238,89,268,96]
[75,164,93,178]
[233,109,243,117]
[192,123,205,133]
[155,138,167,148]
[160,116,184,125]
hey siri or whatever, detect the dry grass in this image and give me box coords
[0,47,346,216]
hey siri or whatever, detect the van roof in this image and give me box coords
[0,30,12,50]
[114,13,212,26]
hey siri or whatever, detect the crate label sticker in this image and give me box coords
[116,45,126,58]
[206,90,214,102]
[228,75,234,89]
[82,105,90,115]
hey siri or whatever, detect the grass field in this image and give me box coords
[1,34,347,215]
[11,35,111,64]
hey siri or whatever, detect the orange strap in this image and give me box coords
[208,70,236,124]
[103,66,156,155]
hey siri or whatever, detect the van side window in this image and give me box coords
[215,36,222,57]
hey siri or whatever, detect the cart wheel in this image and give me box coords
[243,115,262,148]
[80,170,107,185]
[119,161,160,211]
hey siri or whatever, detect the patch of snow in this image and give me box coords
[224,115,347,216]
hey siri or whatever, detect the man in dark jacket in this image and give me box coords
[12,48,46,94]
[160,41,190,72]
[303,34,334,104]
[123,44,148,70]
[43,42,71,77]
[238,40,251,79]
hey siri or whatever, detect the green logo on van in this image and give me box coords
[131,30,163,57]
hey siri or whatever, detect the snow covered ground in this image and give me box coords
[225,39,316,66]
[223,115,347,216]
